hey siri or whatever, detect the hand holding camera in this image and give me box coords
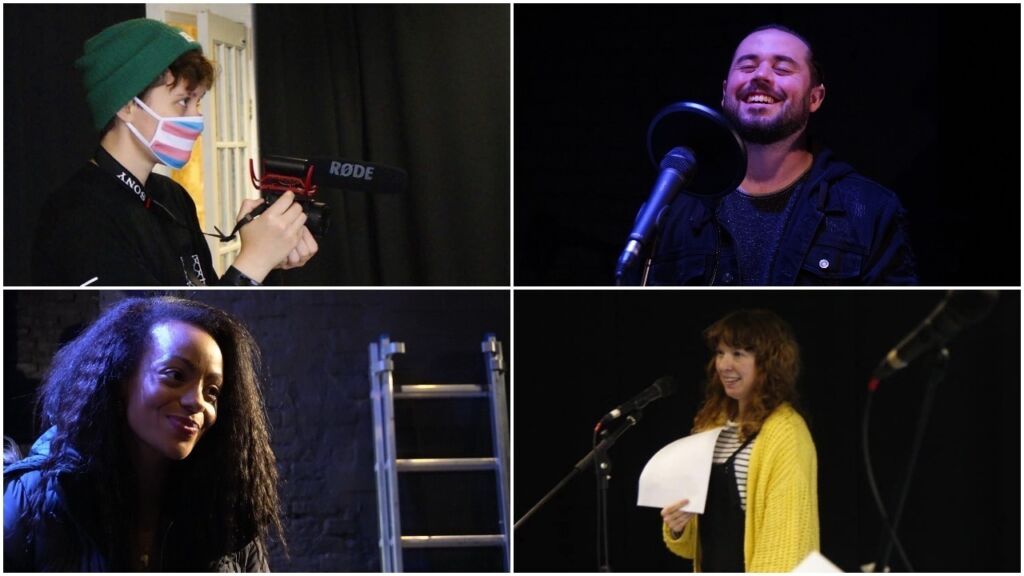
[249,158,331,238]
[232,191,317,281]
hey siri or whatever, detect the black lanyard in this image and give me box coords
[94,147,259,244]
[93,147,151,206]
[94,148,252,243]
[92,147,193,229]
[91,148,208,286]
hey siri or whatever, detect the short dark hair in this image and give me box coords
[99,49,215,138]
[739,24,824,87]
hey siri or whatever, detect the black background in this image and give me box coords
[513,290,1019,572]
[514,4,1021,285]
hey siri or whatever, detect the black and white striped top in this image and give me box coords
[713,422,756,511]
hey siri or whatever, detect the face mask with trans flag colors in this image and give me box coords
[124,97,203,169]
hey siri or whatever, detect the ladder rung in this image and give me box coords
[394,384,486,399]
[401,534,506,548]
[396,457,496,472]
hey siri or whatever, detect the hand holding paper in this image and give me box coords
[637,427,724,514]
[660,498,694,535]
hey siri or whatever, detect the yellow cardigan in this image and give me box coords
[662,403,819,572]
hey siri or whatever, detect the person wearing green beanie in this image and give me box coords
[33,18,317,286]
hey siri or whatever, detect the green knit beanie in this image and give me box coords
[75,18,203,131]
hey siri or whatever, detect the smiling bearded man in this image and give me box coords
[639,24,918,287]
[721,27,823,146]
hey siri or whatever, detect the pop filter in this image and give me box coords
[646,101,747,198]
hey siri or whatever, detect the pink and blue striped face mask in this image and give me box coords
[125,97,204,170]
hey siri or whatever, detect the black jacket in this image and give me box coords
[4,428,269,572]
[643,149,918,285]
[32,153,257,286]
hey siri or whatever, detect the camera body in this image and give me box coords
[261,189,330,238]
[249,157,332,237]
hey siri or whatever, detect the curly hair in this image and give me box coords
[691,309,801,440]
[32,296,283,568]
[100,48,216,137]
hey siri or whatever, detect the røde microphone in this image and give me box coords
[598,376,678,428]
[264,155,408,194]
[872,291,998,380]
[615,148,696,280]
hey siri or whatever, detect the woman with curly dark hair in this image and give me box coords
[4,296,284,571]
[659,309,818,572]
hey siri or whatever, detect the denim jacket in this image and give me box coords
[643,149,918,285]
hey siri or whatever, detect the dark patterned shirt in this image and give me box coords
[719,177,804,285]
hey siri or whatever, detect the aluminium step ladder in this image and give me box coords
[370,334,510,572]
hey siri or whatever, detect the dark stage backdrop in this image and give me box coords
[513,290,1019,572]
[3,4,145,286]
[5,290,510,572]
[254,5,509,286]
[514,4,1021,286]
[3,4,509,286]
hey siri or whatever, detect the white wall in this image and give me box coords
[146,4,253,28]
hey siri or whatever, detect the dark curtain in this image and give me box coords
[254,5,509,286]
[4,4,145,285]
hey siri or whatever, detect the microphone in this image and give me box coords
[872,291,998,380]
[615,148,696,279]
[264,155,408,194]
[614,101,747,283]
[598,376,677,428]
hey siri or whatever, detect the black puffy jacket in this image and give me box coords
[4,428,269,572]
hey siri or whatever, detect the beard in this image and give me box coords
[723,92,811,145]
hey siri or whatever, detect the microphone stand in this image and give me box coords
[595,412,640,572]
[639,258,653,286]
[638,235,660,287]
[513,413,641,572]
[873,348,949,572]
[615,237,658,287]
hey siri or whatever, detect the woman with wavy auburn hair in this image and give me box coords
[659,309,818,572]
[3,296,284,571]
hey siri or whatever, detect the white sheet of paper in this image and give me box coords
[791,551,842,572]
[636,426,724,513]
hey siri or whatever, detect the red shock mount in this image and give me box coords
[248,159,319,198]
